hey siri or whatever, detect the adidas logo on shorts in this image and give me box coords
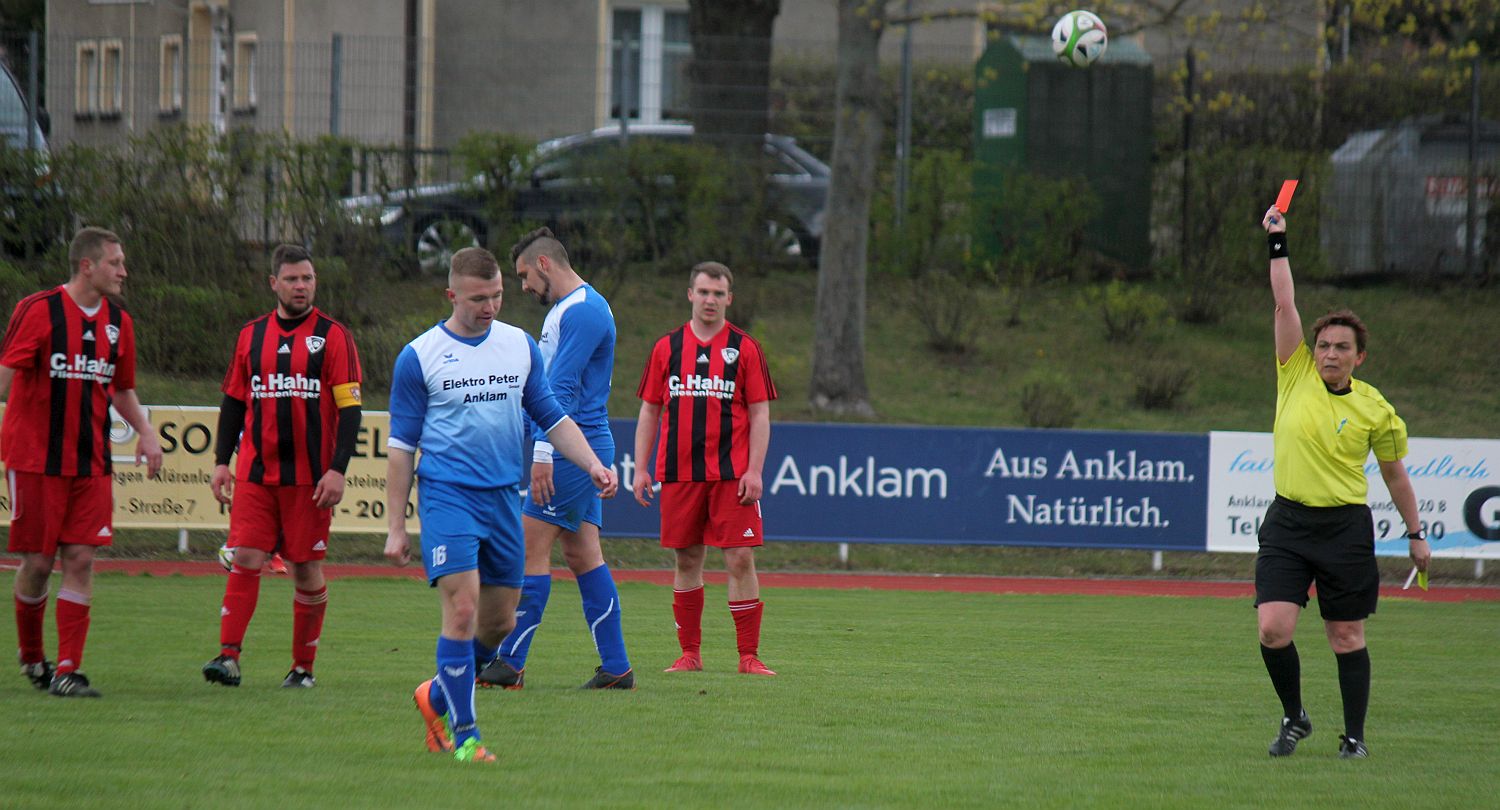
[312,540,327,551]
[96,526,111,537]
[742,528,755,538]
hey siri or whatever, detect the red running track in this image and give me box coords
[4,557,1496,602]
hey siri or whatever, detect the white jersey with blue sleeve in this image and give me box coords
[530,284,614,463]
[535,283,614,438]
[388,321,568,489]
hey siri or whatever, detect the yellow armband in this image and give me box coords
[332,382,363,408]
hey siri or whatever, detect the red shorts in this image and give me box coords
[227,481,332,563]
[6,470,113,555]
[658,480,764,549]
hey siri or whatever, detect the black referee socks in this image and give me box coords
[1336,647,1371,742]
[1260,642,1303,719]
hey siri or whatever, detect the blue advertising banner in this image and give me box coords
[600,419,1210,549]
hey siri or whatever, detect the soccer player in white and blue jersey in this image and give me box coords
[383,247,618,764]
[476,228,634,690]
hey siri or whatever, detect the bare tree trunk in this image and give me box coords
[809,0,882,417]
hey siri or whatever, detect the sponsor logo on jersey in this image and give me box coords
[250,372,323,400]
[721,347,739,365]
[667,373,736,400]
[305,336,325,353]
[48,352,116,383]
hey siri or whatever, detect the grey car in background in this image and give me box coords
[343,123,828,275]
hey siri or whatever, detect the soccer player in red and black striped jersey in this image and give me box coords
[1,227,163,698]
[202,245,363,689]
[633,262,777,676]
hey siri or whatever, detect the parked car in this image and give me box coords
[342,124,829,275]
[0,58,56,257]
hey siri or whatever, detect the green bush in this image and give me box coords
[1131,356,1195,410]
[871,150,990,353]
[1082,281,1170,343]
[128,283,259,376]
[0,258,44,316]
[1018,369,1078,429]
[973,170,1099,325]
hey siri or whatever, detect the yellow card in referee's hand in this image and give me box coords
[1403,566,1429,591]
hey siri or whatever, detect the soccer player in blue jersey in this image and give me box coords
[475,228,633,690]
[383,246,618,764]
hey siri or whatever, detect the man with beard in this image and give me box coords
[202,244,363,689]
[478,228,633,690]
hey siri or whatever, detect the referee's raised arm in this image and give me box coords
[1263,206,1300,364]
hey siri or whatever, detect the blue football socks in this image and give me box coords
[472,637,499,673]
[435,635,478,746]
[500,574,551,670]
[578,564,631,675]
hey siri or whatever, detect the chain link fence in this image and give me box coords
[2,25,1497,284]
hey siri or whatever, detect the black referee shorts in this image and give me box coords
[1254,495,1379,621]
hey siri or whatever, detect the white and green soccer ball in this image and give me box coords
[217,543,236,571]
[1051,10,1108,68]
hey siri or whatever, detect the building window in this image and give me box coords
[99,39,124,115]
[610,6,690,123]
[160,35,183,113]
[233,33,257,111]
[75,41,99,115]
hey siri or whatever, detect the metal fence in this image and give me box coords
[3,25,1497,277]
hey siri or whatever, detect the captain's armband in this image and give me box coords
[332,382,363,408]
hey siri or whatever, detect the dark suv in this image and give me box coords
[343,124,828,275]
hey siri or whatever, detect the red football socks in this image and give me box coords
[672,586,704,654]
[729,598,764,657]
[219,565,262,658]
[292,586,328,672]
[14,590,48,664]
[54,590,91,675]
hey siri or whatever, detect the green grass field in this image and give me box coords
[3,574,1496,808]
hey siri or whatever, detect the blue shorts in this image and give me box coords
[417,478,524,588]
[522,432,614,533]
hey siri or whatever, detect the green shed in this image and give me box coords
[973,33,1153,271]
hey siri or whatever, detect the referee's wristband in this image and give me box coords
[1268,232,1289,260]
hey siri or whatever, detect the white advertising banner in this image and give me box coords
[1208,431,1500,558]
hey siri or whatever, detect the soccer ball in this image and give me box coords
[217,543,235,572]
[1051,10,1108,68]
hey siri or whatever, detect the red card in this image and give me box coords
[1275,180,1298,213]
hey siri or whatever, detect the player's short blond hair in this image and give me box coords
[450,246,501,285]
[68,227,121,273]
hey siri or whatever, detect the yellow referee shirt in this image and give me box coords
[1273,342,1408,507]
